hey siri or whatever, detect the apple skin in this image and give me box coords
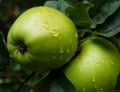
[63,36,120,92]
[7,6,78,72]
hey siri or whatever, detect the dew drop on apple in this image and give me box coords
[75,33,78,38]
[69,39,72,44]
[60,49,64,54]
[67,48,70,53]
[95,87,99,92]
[96,89,99,92]
[42,24,49,29]
[92,79,96,83]
[92,76,96,83]
[71,45,75,50]
[50,29,60,37]
[66,58,70,62]
[111,60,114,65]
[82,88,86,92]
[100,88,103,92]
[100,58,105,64]
[94,85,97,89]
[53,56,56,60]
[60,23,64,27]
[47,9,54,16]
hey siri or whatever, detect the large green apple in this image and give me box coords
[7,6,78,72]
[63,36,120,92]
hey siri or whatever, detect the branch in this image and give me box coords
[16,72,37,92]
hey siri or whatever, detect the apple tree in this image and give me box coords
[0,0,120,92]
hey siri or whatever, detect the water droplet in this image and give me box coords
[100,58,105,64]
[71,45,74,50]
[60,23,64,27]
[60,49,64,54]
[50,29,60,37]
[111,60,114,65]
[42,24,49,29]
[92,79,96,83]
[53,56,56,60]
[94,85,97,89]
[100,88,103,92]
[83,88,86,92]
[69,39,72,44]
[75,33,78,38]
[92,76,95,79]
[96,90,99,92]
[67,48,70,53]
[102,61,105,64]
[66,58,70,62]
[95,87,99,92]
[92,76,96,83]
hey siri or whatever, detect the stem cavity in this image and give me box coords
[17,44,27,54]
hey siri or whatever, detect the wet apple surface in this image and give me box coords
[63,36,120,92]
[7,6,78,72]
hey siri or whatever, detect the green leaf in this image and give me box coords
[93,9,120,37]
[65,2,93,28]
[90,0,120,28]
[0,32,6,54]
[89,0,111,18]
[44,0,70,13]
[89,0,110,7]
[33,71,76,92]
[0,32,10,71]
[44,1,58,9]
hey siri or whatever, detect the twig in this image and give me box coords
[16,72,37,92]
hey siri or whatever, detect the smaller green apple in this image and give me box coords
[63,36,120,92]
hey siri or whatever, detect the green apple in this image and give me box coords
[63,36,120,92]
[7,6,78,72]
